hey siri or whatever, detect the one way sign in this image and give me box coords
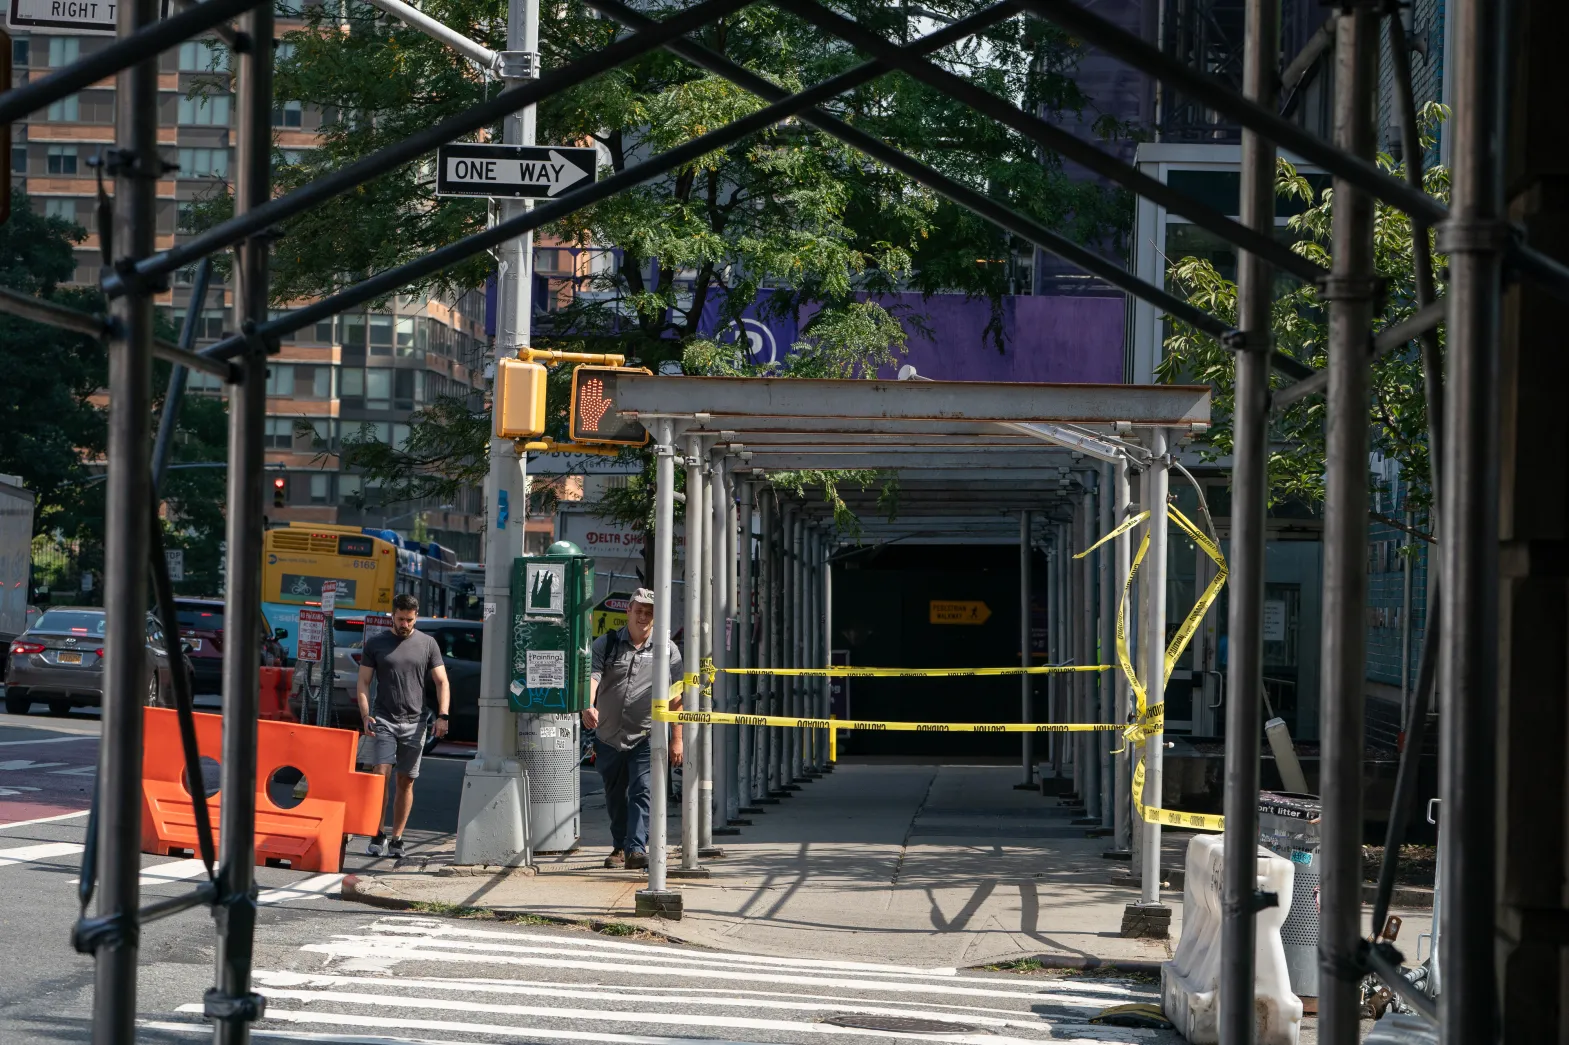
[436,143,598,199]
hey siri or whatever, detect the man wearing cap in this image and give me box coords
[583,587,684,870]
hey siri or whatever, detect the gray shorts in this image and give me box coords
[369,716,427,779]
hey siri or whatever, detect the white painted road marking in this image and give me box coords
[258,873,345,906]
[0,841,84,866]
[0,808,90,830]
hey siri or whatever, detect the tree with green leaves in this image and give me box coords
[268,0,1129,528]
[1158,106,1449,517]
[0,188,236,596]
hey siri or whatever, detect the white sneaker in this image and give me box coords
[365,834,387,857]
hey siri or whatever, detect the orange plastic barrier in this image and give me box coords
[141,707,385,873]
[259,666,296,721]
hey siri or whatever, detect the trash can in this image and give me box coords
[1259,791,1320,1000]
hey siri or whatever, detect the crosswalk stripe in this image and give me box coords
[0,808,90,830]
[148,1016,758,1045]
[371,915,962,977]
[0,841,84,866]
[258,873,344,906]
[302,937,1147,1005]
[139,858,212,885]
[249,969,1147,1030]
[174,1005,1059,1045]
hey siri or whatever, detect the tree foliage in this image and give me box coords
[1158,105,1449,514]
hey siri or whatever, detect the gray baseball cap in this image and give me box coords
[630,588,656,605]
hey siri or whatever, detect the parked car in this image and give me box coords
[292,616,481,747]
[5,607,194,716]
[173,598,286,696]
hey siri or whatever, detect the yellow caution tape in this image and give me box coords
[1132,748,1224,831]
[652,699,1124,734]
[721,664,1111,678]
[1073,509,1151,561]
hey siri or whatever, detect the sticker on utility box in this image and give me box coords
[524,562,566,616]
[526,649,566,690]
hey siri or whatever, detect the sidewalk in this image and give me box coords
[346,762,1187,968]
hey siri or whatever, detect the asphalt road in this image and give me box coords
[0,704,1177,1045]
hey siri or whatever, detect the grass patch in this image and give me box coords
[979,959,1159,984]
[406,901,494,920]
[597,922,641,937]
[500,912,565,927]
[983,958,1046,973]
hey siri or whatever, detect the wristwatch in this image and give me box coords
[436,714,450,720]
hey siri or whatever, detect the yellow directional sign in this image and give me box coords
[930,600,991,625]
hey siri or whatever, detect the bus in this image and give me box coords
[261,523,397,659]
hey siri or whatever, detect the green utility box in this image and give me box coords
[508,547,595,713]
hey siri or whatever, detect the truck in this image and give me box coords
[0,476,36,646]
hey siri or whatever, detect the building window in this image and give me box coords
[534,247,569,275]
[312,366,334,398]
[198,309,227,340]
[272,100,303,128]
[393,369,414,410]
[42,198,75,222]
[340,368,364,397]
[46,95,80,122]
[11,146,25,174]
[309,474,330,503]
[339,474,362,499]
[48,38,79,67]
[365,368,391,409]
[45,145,78,175]
[392,423,410,449]
[312,318,335,344]
[178,147,229,178]
[340,314,365,350]
[265,364,294,397]
[177,40,229,72]
[368,314,393,355]
[395,316,415,356]
[263,418,294,449]
[178,94,231,127]
[12,37,29,67]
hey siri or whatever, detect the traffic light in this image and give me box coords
[568,366,650,446]
[493,358,547,439]
[272,476,286,508]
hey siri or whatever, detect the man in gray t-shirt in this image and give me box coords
[357,593,449,859]
[583,588,682,870]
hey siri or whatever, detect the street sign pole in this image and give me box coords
[456,0,539,866]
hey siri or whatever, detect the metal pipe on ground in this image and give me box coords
[1317,9,1378,1042]
[1219,0,1278,1034]
[1437,0,1506,1038]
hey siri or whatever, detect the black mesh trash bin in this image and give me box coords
[1259,791,1321,1000]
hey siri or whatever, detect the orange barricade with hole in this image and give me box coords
[259,666,296,721]
[141,707,385,873]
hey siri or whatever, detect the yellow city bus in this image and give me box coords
[261,523,397,660]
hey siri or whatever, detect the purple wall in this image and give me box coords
[700,289,1125,384]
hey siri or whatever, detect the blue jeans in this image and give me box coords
[595,737,651,854]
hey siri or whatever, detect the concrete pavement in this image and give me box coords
[345,763,1187,968]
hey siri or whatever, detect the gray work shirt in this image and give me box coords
[590,626,683,751]
[361,628,444,724]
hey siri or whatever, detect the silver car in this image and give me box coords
[4,607,192,717]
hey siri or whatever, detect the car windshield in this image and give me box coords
[34,610,107,636]
[176,606,224,630]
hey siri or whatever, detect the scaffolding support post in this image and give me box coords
[1219,0,1278,1034]
[1437,0,1506,1039]
[637,420,680,915]
[1019,510,1035,787]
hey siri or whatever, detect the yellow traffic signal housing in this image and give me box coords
[493,358,548,438]
[569,365,651,446]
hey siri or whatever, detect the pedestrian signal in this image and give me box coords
[569,366,650,446]
[493,358,548,439]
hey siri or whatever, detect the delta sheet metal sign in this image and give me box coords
[435,143,597,200]
[8,0,168,32]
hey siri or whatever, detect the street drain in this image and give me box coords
[822,1015,985,1034]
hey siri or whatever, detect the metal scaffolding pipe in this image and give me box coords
[681,434,706,870]
[1140,430,1170,907]
[737,481,756,806]
[644,422,678,896]
[1098,464,1115,829]
[1219,0,1278,1034]
[1020,510,1035,786]
[1113,460,1133,852]
[90,0,163,1033]
[1079,483,1100,820]
[765,498,782,796]
[1317,9,1378,1042]
[1437,0,1506,1038]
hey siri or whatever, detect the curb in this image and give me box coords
[974,954,1166,975]
[340,873,419,912]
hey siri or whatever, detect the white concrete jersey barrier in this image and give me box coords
[1161,835,1303,1044]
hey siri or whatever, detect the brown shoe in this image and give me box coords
[625,850,649,870]
[603,849,626,869]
